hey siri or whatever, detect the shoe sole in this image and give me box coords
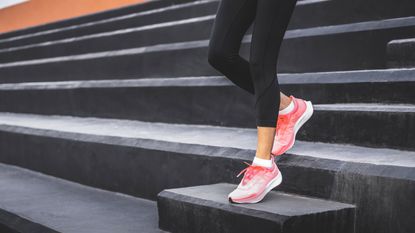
[272,100,314,156]
[229,171,283,204]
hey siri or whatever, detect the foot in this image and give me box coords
[228,158,282,203]
[271,95,314,156]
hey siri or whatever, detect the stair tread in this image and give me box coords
[0,0,211,44]
[0,162,165,233]
[2,12,415,54]
[1,68,415,89]
[0,112,414,168]
[160,183,355,216]
[2,16,415,69]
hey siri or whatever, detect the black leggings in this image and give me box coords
[207,0,298,127]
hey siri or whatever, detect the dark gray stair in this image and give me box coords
[1,16,415,82]
[0,0,199,41]
[0,73,414,150]
[157,183,355,233]
[387,38,415,68]
[0,14,216,63]
[0,162,166,233]
[2,0,415,50]
[2,14,415,65]
[289,0,415,29]
[0,112,414,233]
[0,0,217,50]
[1,69,414,105]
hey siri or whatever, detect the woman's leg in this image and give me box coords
[250,0,298,160]
[208,0,294,109]
[209,0,298,159]
[207,0,257,95]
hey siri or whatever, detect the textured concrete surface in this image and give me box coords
[163,183,355,215]
[387,37,415,68]
[0,112,413,233]
[0,0,202,43]
[0,112,414,167]
[158,183,355,233]
[1,16,415,83]
[0,79,414,149]
[0,13,414,69]
[1,67,415,90]
[0,163,165,233]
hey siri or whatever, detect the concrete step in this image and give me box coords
[0,0,198,41]
[0,72,414,149]
[2,0,415,49]
[0,0,218,50]
[0,15,215,63]
[0,113,413,233]
[0,14,217,63]
[157,183,355,233]
[387,38,415,68]
[1,16,415,81]
[3,14,415,65]
[0,162,166,233]
[290,0,415,29]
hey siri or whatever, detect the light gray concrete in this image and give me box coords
[1,67,415,90]
[0,112,414,167]
[163,183,355,216]
[0,162,165,233]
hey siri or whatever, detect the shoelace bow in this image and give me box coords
[236,161,268,182]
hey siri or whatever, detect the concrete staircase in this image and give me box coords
[0,0,414,232]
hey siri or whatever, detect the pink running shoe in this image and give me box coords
[228,158,282,203]
[271,95,314,156]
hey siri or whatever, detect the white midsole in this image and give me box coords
[294,100,314,136]
[232,171,283,204]
[286,100,314,151]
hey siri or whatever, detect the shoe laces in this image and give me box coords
[236,161,269,184]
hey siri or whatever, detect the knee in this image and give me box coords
[248,58,262,75]
[207,47,238,70]
[207,48,226,69]
[207,48,221,68]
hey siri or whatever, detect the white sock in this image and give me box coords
[252,156,273,168]
[279,99,294,115]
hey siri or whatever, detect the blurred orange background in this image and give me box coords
[0,0,147,34]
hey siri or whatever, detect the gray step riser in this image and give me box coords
[0,48,212,83]
[0,1,218,50]
[157,190,355,233]
[0,2,219,50]
[0,209,58,233]
[302,110,415,150]
[290,0,415,29]
[1,16,415,69]
[2,80,414,108]
[387,38,415,68]
[0,19,216,63]
[1,22,415,82]
[2,0,415,49]
[0,128,413,233]
[275,24,415,72]
[0,0,198,40]
[0,84,414,150]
